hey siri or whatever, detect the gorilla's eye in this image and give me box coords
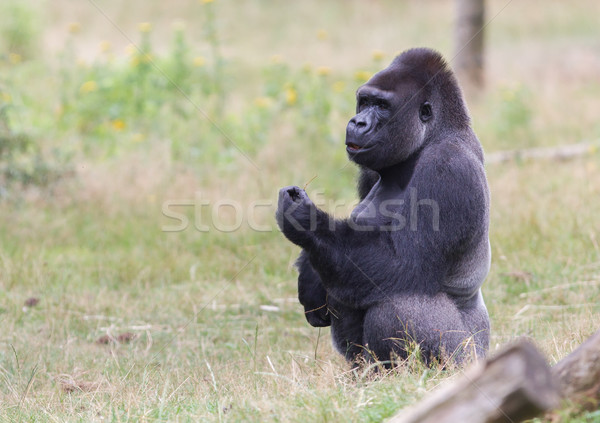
[375,99,389,110]
[419,102,433,122]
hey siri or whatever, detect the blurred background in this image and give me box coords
[1,0,599,421]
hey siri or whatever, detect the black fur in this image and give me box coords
[277,48,491,365]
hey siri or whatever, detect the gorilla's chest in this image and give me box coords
[350,181,408,227]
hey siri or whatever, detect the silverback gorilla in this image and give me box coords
[276,48,491,365]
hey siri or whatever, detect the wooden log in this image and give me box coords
[552,329,600,406]
[388,341,560,423]
[486,141,599,164]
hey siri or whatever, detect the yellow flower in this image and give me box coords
[372,49,385,61]
[1,92,12,103]
[285,87,297,106]
[193,56,206,67]
[254,97,273,109]
[132,133,145,143]
[316,29,328,41]
[8,53,22,64]
[332,81,346,93]
[79,80,98,94]
[125,44,137,55]
[138,22,152,33]
[200,0,215,4]
[68,22,81,34]
[173,20,186,31]
[270,54,283,64]
[99,41,111,53]
[316,66,331,76]
[111,119,126,131]
[354,70,372,83]
[501,88,516,102]
[141,53,153,64]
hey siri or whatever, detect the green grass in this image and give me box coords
[1,0,600,421]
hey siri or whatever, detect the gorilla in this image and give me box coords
[276,48,490,366]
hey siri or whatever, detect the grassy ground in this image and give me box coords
[1,0,600,421]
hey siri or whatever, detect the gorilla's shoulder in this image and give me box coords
[417,139,488,195]
[423,137,484,170]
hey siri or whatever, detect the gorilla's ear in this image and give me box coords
[419,101,433,122]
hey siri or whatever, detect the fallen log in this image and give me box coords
[388,340,560,423]
[389,330,600,423]
[552,329,600,407]
[486,141,599,164]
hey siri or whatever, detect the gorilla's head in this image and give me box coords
[345,48,470,171]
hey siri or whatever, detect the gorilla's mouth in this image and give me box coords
[346,143,363,152]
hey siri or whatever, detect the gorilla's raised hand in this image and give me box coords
[276,186,318,247]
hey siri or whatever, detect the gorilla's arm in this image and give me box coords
[277,151,488,309]
[295,167,378,326]
[296,250,330,327]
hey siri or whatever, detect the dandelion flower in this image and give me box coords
[200,0,215,4]
[372,49,385,61]
[501,88,516,102]
[99,41,111,53]
[285,87,297,106]
[138,22,152,33]
[173,21,186,31]
[125,44,137,55]
[1,92,12,103]
[354,70,372,82]
[79,80,98,94]
[332,81,345,93]
[193,56,206,67]
[270,54,283,64]
[316,29,328,41]
[132,133,145,143]
[317,66,331,76]
[68,22,81,34]
[111,119,126,131]
[254,97,273,109]
[8,53,22,64]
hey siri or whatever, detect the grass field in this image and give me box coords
[1,0,600,421]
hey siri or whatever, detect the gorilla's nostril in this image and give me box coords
[287,188,301,202]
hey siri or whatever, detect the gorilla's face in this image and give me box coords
[345,62,434,171]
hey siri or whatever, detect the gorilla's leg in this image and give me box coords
[296,250,330,327]
[460,290,490,359]
[328,298,366,362]
[362,294,487,365]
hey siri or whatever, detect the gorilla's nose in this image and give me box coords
[348,114,373,135]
